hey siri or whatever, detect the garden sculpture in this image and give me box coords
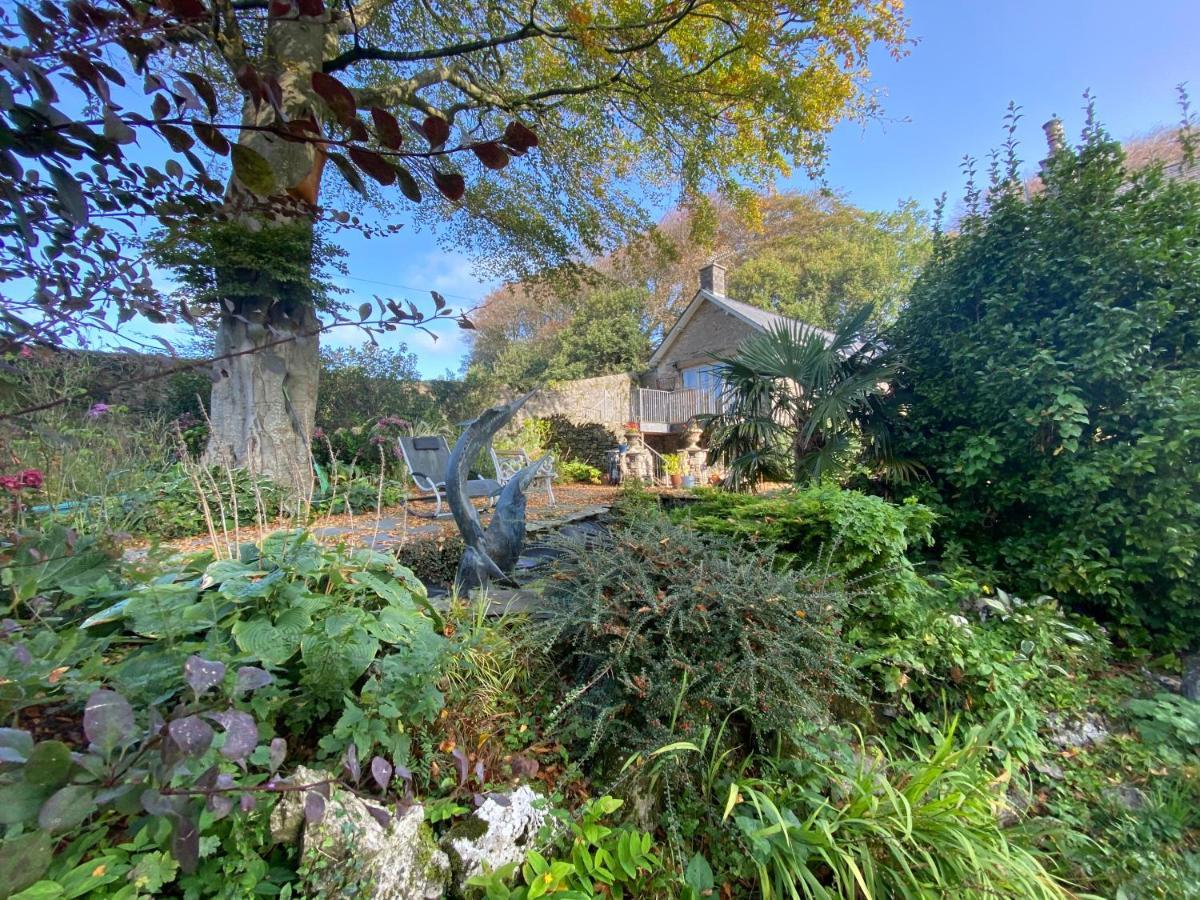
[447,392,550,594]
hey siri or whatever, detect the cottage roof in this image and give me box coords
[647,288,833,368]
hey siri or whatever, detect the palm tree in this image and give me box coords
[702,305,903,490]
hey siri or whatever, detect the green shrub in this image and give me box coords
[677,483,935,603]
[540,415,615,468]
[393,533,465,587]
[729,716,1075,899]
[557,460,602,484]
[115,464,284,539]
[536,515,858,768]
[467,797,677,899]
[852,576,1105,761]
[890,115,1200,649]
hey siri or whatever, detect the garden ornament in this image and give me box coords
[447,392,549,594]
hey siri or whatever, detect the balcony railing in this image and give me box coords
[634,388,720,426]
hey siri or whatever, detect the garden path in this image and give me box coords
[126,484,634,556]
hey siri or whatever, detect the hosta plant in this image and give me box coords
[82,531,445,729]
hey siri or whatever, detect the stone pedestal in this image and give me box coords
[621,430,653,482]
[683,424,707,479]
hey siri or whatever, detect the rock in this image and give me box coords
[1104,783,1149,812]
[1044,711,1110,750]
[442,785,547,885]
[998,781,1033,828]
[269,767,450,899]
[1032,759,1065,781]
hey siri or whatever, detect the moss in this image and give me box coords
[440,814,490,893]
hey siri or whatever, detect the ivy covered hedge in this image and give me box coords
[889,122,1200,649]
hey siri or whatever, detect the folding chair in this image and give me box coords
[397,434,501,518]
[490,447,556,506]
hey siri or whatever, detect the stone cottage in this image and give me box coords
[521,263,827,477]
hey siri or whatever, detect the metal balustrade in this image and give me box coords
[634,388,720,426]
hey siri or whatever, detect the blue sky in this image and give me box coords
[127,1,1200,378]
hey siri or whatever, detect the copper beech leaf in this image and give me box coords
[503,121,539,154]
[395,165,421,203]
[180,72,218,117]
[311,71,357,127]
[471,141,509,170]
[421,115,450,149]
[328,151,369,198]
[192,121,230,156]
[159,123,195,153]
[432,170,464,201]
[348,146,396,186]
[370,107,403,150]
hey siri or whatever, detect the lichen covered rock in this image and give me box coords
[443,785,547,885]
[269,766,450,898]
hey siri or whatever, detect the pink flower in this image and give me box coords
[0,475,20,493]
[88,403,109,418]
[20,469,43,490]
[19,346,32,359]
[312,427,325,440]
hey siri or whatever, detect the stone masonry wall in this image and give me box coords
[647,301,758,390]
[519,372,635,433]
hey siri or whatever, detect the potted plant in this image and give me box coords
[680,459,696,489]
[664,452,683,487]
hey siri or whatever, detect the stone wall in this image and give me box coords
[647,300,758,390]
[519,372,635,433]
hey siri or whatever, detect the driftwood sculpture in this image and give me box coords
[447,393,549,595]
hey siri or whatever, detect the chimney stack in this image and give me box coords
[699,262,726,297]
[1042,117,1065,156]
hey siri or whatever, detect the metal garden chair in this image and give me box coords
[490,447,556,506]
[397,434,501,518]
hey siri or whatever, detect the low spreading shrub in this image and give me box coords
[677,484,935,604]
[468,797,678,899]
[557,460,602,484]
[536,515,858,769]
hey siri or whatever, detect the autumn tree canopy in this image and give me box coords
[2,0,909,486]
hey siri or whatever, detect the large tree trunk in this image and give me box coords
[206,285,320,493]
[204,13,329,494]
